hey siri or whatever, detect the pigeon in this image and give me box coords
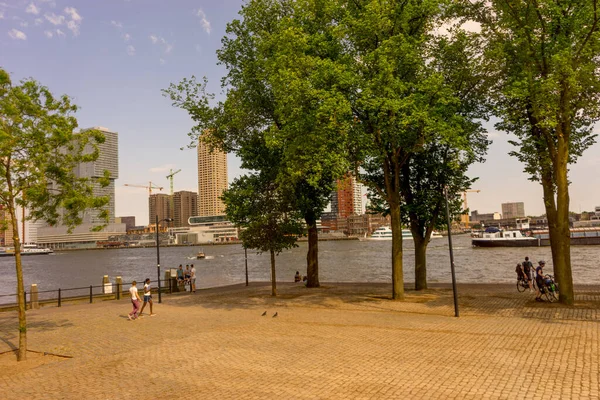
[272,312,278,318]
[261,311,267,316]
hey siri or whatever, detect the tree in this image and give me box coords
[164,0,351,289]
[469,0,600,304]
[0,69,109,360]
[336,0,456,300]
[221,138,303,296]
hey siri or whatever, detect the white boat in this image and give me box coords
[366,227,443,241]
[471,228,538,247]
[0,244,54,257]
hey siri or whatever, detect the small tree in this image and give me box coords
[222,168,302,296]
[0,69,109,360]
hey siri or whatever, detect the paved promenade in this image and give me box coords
[0,282,599,399]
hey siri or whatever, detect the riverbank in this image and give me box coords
[0,282,599,399]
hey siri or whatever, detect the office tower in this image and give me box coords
[197,135,228,217]
[75,127,119,223]
[115,216,136,231]
[149,194,171,225]
[331,174,362,218]
[174,191,198,227]
[501,202,525,219]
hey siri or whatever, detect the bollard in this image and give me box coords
[102,275,112,294]
[58,288,61,307]
[89,285,93,303]
[30,284,39,310]
[116,277,122,300]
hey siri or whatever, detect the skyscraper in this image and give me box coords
[331,174,362,218]
[149,194,171,225]
[197,135,228,217]
[75,127,119,223]
[501,202,525,219]
[173,191,198,227]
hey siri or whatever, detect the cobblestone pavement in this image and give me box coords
[0,282,599,399]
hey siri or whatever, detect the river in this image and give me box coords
[1,234,599,302]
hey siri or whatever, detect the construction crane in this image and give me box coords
[123,182,164,196]
[165,169,181,226]
[462,190,481,229]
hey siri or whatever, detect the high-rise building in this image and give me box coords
[115,216,136,231]
[197,135,228,217]
[174,191,198,227]
[149,194,171,225]
[75,127,119,223]
[501,202,525,219]
[331,174,362,218]
[0,205,13,246]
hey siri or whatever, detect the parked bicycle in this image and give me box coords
[517,275,536,292]
[538,274,559,302]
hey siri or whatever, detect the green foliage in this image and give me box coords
[0,69,110,232]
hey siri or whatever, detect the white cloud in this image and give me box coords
[126,45,135,56]
[20,21,28,27]
[8,28,27,40]
[159,58,166,65]
[196,9,211,34]
[0,11,4,19]
[66,19,79,36]
[149,34,158,44]
[64,7,81,22]
[43,30,53,38]
[111,20,122,29]
[165,43,173,54]
[123,33,131,42]
[25,3,40,15]
[56,28,65,37]
[150,34,173,54]
[34,18,43,25]
[44,12,64,25]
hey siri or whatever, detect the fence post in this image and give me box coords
[58,288,61,307]
[116,276,122,300]
[23,290,27,311]
[89,285,93,303]
[30,284,39,310]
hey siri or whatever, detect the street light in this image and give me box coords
[156,215,173,304]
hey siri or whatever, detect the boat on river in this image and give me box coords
[196,251,206,259]
[0,244,54,257]
[471,228,539,247]
[366,226,443,241]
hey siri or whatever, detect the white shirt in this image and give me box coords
[144,283,151,296]
[129,286,138,300]
[191,267,196,278]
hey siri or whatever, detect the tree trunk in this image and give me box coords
[270,249,276,297]
[305,215,320,288]
[414,236,427,291]
[8,202,26,361]
[389,196,404,300]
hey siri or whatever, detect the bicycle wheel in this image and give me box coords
[517,280,526,292]
[548,290,558,302]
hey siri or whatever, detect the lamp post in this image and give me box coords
[156,215,173,304]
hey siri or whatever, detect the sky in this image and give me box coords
[1,0,599,226]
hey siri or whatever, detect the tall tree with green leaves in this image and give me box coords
[0,69,109,360]
[221,137,303,297]
[164,0,351,288]
[468,0,600,304]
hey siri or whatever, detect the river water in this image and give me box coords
[1,235,598,302]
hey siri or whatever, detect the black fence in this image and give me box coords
[0,277,195,310]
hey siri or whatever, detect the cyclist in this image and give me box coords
[535,260,547,302]
[523,256,534,291]
[515,263,524,280]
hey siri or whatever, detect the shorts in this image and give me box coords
[525,272,532,281]
[191,278,196,284]
[144,295,152,302]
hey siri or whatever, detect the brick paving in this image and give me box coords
[0,282,599,399]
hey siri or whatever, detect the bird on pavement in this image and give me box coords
[261,311,267,316]
[272,312,278,318]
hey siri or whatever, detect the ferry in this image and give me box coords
[0,244,54,257]
[366,227,443,241]
[471,228,539,247]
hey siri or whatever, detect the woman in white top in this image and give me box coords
[128,281,142,320]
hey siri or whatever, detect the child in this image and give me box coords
[138,278,155,317]
[128,281,142,320]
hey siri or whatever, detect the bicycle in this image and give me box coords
[538,275,559,302]
[517,275,536,292]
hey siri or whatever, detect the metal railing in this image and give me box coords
[0,277,195,310]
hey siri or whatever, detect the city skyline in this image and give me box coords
[2,0,599,226]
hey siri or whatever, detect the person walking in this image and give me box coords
[128,281,142,320]
[523,256,534,291]
[138,278,155,317]
[190,264,197,293]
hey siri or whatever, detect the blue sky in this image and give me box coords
[2,0,599,225]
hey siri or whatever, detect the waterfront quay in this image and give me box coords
[0,282,599,399]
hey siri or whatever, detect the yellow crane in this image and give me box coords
[462,190,481,228]
[123,182,164,196]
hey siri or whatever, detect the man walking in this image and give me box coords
[138,278,156,316]
[190,264,197,293]
[523,256,534,291]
